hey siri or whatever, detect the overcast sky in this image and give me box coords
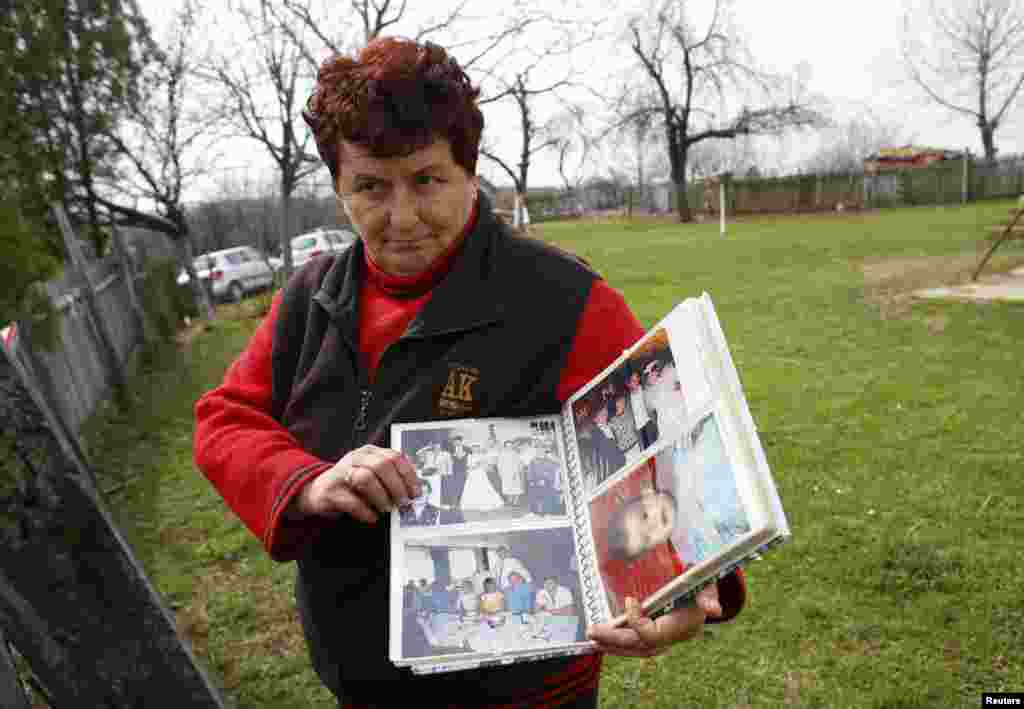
[137,0,1024,201]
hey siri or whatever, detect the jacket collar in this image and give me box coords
[312,193,509,344]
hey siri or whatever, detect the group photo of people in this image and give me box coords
[397,529,584,660]
[571,328,689,493]
[395,419,567,527]
[587,411,751,616]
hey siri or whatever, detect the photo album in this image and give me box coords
[388,293,790,675]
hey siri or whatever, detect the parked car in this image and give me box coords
[289,228,357,269]
[176,246,275,302]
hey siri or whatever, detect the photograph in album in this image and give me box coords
[394,527,585,663]
[570,327,687,495]
[395,417,566,527]
[588,411,751,617]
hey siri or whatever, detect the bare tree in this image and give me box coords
[99,0,219,319]
[625,0,821,222]
[273,0,471,60]
[480,67,575,227]
[203,0,324,279]
[903,0,1024,161]
[686,134,758,180]
[550,106,596,207]
[801,114,913,175]
[477,10,603,227]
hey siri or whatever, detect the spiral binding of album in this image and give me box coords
[559,406,608,627]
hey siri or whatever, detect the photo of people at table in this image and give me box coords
[398,528,585,660]
[587,411,750,616]
[396,419,567,527]
[571,328,688,494]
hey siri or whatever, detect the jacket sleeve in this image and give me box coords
[556,278,746,623]
[193,292,331,561]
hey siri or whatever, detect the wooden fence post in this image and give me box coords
[0,352,227,708]
[7,323,96,489]
[110,223,147,343]
[962,149,970,204]
[52,204,127,396]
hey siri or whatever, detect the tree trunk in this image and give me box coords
[674,180,693,223]
[280,175,294,279]
[668,129,693,223]
[177,239,216,321]
[979,122,997,162]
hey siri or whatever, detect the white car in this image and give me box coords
[176,246,275,302]
[290,228,357,269]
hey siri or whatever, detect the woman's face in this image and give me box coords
[620,491,676,558]
[336,139,478,277]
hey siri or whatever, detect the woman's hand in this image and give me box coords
[586,583,722,658]
[288,445,421,524]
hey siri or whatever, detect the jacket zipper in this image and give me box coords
[353,388,372,433]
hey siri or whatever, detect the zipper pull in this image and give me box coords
[353,388,372,431]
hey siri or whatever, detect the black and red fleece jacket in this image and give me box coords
[194,196,745,707]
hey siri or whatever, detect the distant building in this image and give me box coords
[863,146,963,174]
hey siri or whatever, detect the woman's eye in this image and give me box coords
[416,175,441,186]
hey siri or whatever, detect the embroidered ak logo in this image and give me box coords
[437,364,480,416]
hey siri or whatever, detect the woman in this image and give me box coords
[193,36,734,709]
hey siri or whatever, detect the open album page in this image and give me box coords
[388,416,593,674]
[562,295,787,626]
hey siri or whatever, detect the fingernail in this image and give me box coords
[398,498,411,508]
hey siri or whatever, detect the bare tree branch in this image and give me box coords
[624,0,822,221]
[903,0,1024,160]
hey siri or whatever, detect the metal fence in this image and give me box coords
[634,155,1024,217]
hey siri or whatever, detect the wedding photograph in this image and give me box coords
[394,418,568,528]
[571,327,689,494]
[394,527,585,661]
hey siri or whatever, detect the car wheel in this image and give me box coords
[229,281,244,303]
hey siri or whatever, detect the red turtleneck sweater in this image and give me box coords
[358,202,642,401]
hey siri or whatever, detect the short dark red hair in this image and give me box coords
[303,37,483,182]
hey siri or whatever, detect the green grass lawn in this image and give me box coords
[84,201,1024,708]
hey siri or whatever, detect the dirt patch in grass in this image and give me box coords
[159,526,208,545]
[861,253,980,319]
[175,555,307,689]
[860,248,1024,319]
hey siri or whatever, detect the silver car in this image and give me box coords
[176,246,275,302]
[290,228,357,269]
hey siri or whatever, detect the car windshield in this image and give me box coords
[292,236,318,250]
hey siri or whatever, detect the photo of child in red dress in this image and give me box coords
[589,452,685,617]
[589,411,751,617]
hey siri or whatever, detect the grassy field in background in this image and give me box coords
[83,201,1024,708]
